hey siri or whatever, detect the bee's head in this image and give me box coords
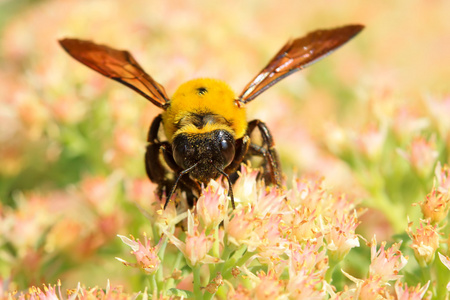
[172,129,235,182]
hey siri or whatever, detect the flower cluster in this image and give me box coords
[111,166,362,298]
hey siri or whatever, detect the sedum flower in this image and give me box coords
[353,123,387,163]
[287,268,326,300]
[368,236,408,282]
[392,107,429,144]
[18,281,62,300]
[288,240,328,276]
[252,214,287,263]
[232,164,260,206]
[394,280,430,300]
[251,270,287,300]
[225,207,256,249]
[407,220,440,267]
[288,176,327,213]
[196,180,228,230]
[153,195,186,235]
[253,185,286,217]
[325,211,360,261]
[338,271,394,299]
[398,136,439,179]
[116,234,162,275]
[288,206,319,241]
[358,276,391,299]
[435,162,450,193]
[286,241,328,299]
[417,184,450,224]
[164,211,221,266]
[423,94,450,137]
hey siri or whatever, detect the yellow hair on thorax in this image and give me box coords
[175,123,235,136]
[162,78,247,142]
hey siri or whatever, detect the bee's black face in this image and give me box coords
[172,130,235,182]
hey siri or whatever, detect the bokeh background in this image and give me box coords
[1,0,449,294]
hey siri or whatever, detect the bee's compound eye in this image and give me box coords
[219,137,235,167]
[173,138,194,169]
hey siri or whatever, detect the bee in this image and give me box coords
[59,24,363,209]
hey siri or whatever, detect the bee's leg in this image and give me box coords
[145,114,167,185]
[224,135,250,177]
[246,119,283,186]
[147,114,163,143]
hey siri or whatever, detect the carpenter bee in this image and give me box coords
[59,24,363,209]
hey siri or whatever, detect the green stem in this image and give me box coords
[150,274,158,295]
[193,265,203,299]
[433,254,449,300]
[222,247,254,279]
[156,236,168,285]
[164,251,184,291]
[212,227,220,258]
[325,256,340,283]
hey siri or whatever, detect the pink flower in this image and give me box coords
[116,234,162,274]
[395,280,430,300]
[407,220,440,267]
[417,184,449,224]
[423,95,450,137]
[232,164,260,206]
[391,106,428,144]
[338,272,392,299]
[368,236,408,282]
[354,124,387,162]
[289,240,328,275]
[252,214,286,262]
[17,281,63,300]
[289,176,327,212]
[225,208,255,249]
[288,206,319,241]
[435,162,450,193]
[253,270,286,299]
[164,211,221,266]
[325,211,360,261]
[287,268,326,300]
[253,185,286,217]
[398,136,438,178]
[196,180,228,230]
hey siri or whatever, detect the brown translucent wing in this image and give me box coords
[238,24,364,104]
[59,38,169,109]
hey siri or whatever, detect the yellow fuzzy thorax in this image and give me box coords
[162,78,247,142]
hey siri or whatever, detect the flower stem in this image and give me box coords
[433,256,449,300]
[325,256,339,283]
[150,274,158,295]
[156,236,168,288]
[164,252,184,291]
[222,246,253,279]
[212,227,220,258]
[193,265,203,299]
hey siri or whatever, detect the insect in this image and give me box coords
[59,24,363,209]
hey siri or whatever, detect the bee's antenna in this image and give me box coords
[213,166,235,209]
[164,162,199,209]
